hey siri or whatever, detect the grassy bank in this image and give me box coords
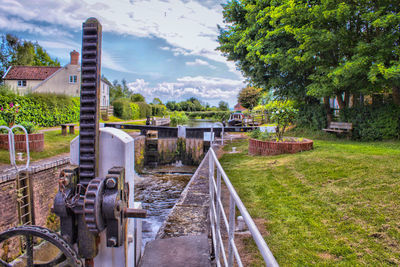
[0,130,79,164]
[219,137,400,266]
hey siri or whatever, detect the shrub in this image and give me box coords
[112,98,132,120]
[135,102,152,118]
[340,104,400,141]
[170,111,188,126]
[266,100,298,140]
[130,103,140,119]
[18,121,38,134]
[185,111,230,120]
[0,93,79,127]
[151,104,167,117]
[296,103,327,130]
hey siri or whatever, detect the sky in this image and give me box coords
[0,0,246,107]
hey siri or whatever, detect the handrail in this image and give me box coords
[0,125,30,171]
[208,147,279,267]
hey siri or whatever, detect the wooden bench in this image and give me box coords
[61,124,77,136]
[323,122,352,134]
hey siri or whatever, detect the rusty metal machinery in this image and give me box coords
[0,17,145,267]
[53,17,146,263]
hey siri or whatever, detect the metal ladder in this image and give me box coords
[0,125,32,225]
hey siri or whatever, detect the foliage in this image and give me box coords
[185,111,230,121]
[130,103,140,120]
[166,97,206,112]
[0,93,79,127]
[109,79,132,103]
[18,121,38,134]
[111,98,131,120]
[0,34,60,81]
[296,103,327,131]
[135,101,152,118]
[340,104,400,141]
[238,86,262,110]
[0,101,21,125]
[131,93,145,102]
[170,111,189,126]
[266,101,298,140]
[151,104,167,117]
[218,101,229,111]
[218,1,400,105]
[152,98,163,105]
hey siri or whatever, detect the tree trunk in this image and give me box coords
[393,86,400,106]
[344,91,350,108]
[336,93,345,110]
[323,97,333,125]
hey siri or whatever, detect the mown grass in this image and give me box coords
[0,130,79,164]
[219,136,400,266]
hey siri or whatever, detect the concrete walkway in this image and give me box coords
[139,235,211,267]
[138,146,221,267]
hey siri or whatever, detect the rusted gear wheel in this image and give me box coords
[84,177,106,234]
[0,225,83,267]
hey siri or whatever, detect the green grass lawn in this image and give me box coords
[219,137,400,266]
[0,130,79,164]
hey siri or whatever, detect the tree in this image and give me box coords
[238,86,261,110]
[218,1,400,106]
[218,101,229,111]
[152,98,162,105]
[131,93,145,102]
[0,34,60,81]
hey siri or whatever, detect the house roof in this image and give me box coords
[234,103,247,111]
[3,66,62,80]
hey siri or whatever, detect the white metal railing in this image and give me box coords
[208,147,279,267]
[0,125,30,171]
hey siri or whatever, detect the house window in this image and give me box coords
[69,75,77,83]
[17,80,27,87]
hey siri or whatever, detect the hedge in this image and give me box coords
[113,98,162,120]
[340,104,400,141]
[185,111,230,120]
[0,93,80,127]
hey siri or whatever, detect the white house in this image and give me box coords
[3,51,110,108]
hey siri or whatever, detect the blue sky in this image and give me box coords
[0,0,245,107]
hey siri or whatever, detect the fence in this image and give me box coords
[208,147,279,267]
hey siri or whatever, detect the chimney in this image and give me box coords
[70,50,79,65]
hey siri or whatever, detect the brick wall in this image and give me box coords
[248,138,313,156]
[30,164,70,228]
[0,180,18,232]
[0,157,70,231]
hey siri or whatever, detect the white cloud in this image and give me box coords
[128,75,244,106]
[185,59,216,69]
[0,0,242,77]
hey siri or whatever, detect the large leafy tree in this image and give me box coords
[0,34,60,81]
[238,86,262,110]
[218,0,400,106]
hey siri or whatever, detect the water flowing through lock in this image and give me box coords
[134,165,195,250]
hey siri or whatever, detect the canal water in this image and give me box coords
[134,166,195,249]
[183,119,223,128]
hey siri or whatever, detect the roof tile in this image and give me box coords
[4,66,61,80]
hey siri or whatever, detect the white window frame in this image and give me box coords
[17,80,27,87]
[69,75,77,83]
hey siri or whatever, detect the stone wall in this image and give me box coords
[158,138,178,164]
[185,138,204,165]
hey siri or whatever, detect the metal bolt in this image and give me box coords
[106,178,117,189]
[127,234,134,244]
[108,237,117,247]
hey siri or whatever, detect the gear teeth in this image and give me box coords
[83,177,105,233]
